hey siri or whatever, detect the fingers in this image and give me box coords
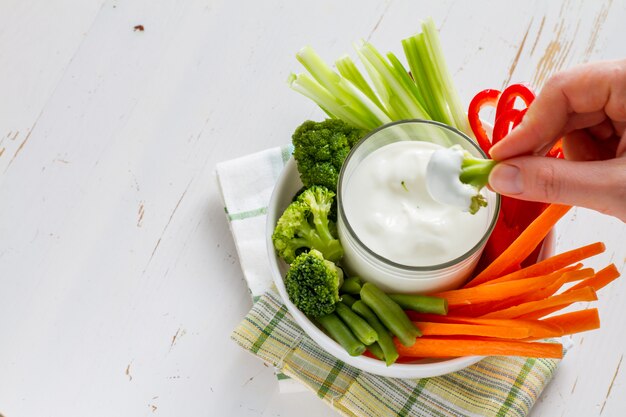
[562,130,602,161]
[613,120,626,138]
[587,118,615,140]
[490,59,626,161]
[605,64,626,122]
[488,156,626,221]
[564,111,607,133]
[617,130,626,158]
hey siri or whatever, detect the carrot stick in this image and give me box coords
[442,267,594,317]
[541,308,600,336]
[466,241,604,288]
[409,314,564,339]
[436,272,562,307]
[447,279,562,318]
[468,204,573,286]
[474,263,583,288]
[513,267,595,305]
[562,268,595,283]
[481,286,598,319]
[453,268,593,317]
[566,263,620,293]
[414,322,530,339]
[445,303,498,318]
[486,274,568,314]
[442,272,566,317]
[394,337,563,359]
[519,264,619,320]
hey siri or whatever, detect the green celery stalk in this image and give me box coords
[402,33,441,123]
[421,18,472,137]
[295,46,390,130]
[355,40,429,121]
[417,33,452,125]
[335,55,386,112]
[386,52,429,116]
[288,72,369,129]
[288,17,470,137]
[401,19,473,138]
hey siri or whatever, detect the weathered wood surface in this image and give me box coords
[0,1,623,416]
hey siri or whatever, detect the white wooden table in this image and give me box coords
[1,1,624,416]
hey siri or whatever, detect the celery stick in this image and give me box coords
[336,55,385,111]
[421,18,472,137]
[402,34,442,123]
[386,52,427,113]
[355,40,429,121]
[296,47,390,129]
[288,73,369,129]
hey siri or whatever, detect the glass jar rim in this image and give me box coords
[337,119,501,272]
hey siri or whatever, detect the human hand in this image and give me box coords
[488,59,626,222]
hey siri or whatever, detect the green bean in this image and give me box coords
[388,293,448,315]
[340,293,359,307]
[352,300,399,366]
[335,302,378,345]
[317,313,366,356]
[360,282,421,347]
[366,342,385,361]
[340,276,363,295]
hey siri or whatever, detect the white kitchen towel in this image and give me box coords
[216,144,300,391]
[216,144,293,300]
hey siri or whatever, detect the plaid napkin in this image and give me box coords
[216,146,563,416]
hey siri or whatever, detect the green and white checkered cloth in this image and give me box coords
[216,145,563,417]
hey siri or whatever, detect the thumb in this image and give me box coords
[488,156,626,219]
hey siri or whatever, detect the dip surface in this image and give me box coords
[342,140,489,266]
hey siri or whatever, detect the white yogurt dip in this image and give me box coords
[342,140,489,267]
[425,145,477,211]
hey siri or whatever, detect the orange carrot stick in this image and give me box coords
[521,309,602,341]
[467,241,604,288]
[409,314,564,339]
[394,337,563,359]
[513,267,595,304]
[562,268,595,283]
[472,263,583,288]
[468,204,572,286]
[492,274,567,312]
[541,308,600,336]
[437,272,562,307]
[448,277,564,318]
[481,286,598,320]
[520,264,619,320]
[566,263,620,293]
[414,322,530,339]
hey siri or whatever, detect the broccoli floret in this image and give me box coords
[292,119,365,191]
[272,185,343,264]
[459,151,496,214]
[285,249,344,317]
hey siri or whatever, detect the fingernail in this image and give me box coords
[489,163,523,195]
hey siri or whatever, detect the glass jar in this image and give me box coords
[337,119,500,294]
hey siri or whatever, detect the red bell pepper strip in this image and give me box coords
[467,84,554,274]
[468,89,501,153]
[512,108,527,128]
[491,107,528,144]
[493,108,522,144]
[495,83,535,119]
[467,84,537,153]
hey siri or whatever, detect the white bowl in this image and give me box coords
[267,142,556,379]
[267,157,487,378]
